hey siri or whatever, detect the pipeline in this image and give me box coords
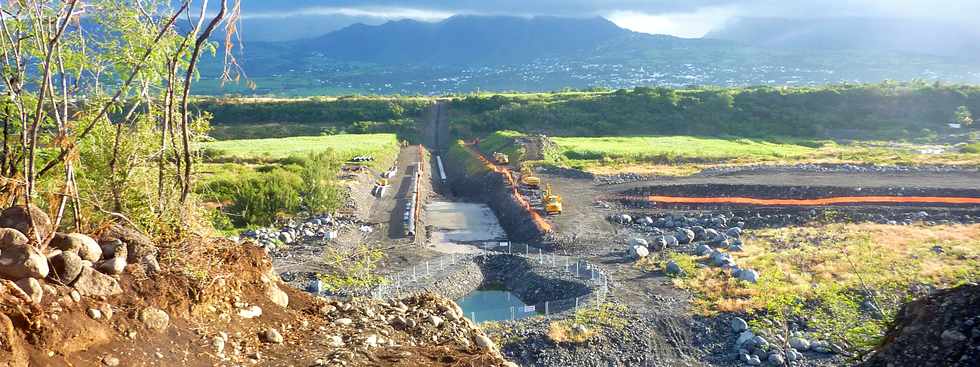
[404,146,427,237]
[436,155,447,181]
[630,195,980,206]
[463,144,553,233]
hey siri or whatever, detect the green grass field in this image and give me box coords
[552,136,818,162]
[202,133,398,162]
[537,135,980,175]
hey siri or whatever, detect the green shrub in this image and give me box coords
[300,150,346,214]
[225,168,303,226]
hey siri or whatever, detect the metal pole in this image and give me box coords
[575,297,579,310]
[539,248,543,264]
[413,266,417,281]
[511,306,515,321]
[426,261,429,276]
[576,262,580,277]
[508,242,511,255]
[545,301,549,315]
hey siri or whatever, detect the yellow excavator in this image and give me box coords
[492,152,510,165]
[544,183,563,215]
[520,165,541,188]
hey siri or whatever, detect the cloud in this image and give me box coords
[606,7,737,38]
[235,0,980,38]
[242,6,456,22]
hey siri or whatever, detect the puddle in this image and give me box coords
[455,289,539,323]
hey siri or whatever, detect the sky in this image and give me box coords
[236,0,980,40]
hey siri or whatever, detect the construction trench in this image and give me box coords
[390,102,980,366]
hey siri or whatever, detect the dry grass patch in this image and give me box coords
[677,222,980,351]
[545,303,627,344]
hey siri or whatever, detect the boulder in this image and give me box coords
[675,228,695,244]
[72,267,122,297]
[628,238,649,248]
[260,328,284,344]
[709,250,734,267]
[0,228,28,250]
[139,307,170,332]
[49,251,83,284]
[0,244,49,280]
[738,269,760,283]
[726,227,743,239]
[474,334,496,351]
[97,224,157,264]
[663,235,679,247]
[741,353,762,365]
[141,254,161,274]
[99,239,127,260]
[96,257,127,275]
[650,236,668,250]
[767,352,785,366]
[691,226,706,240]
[732,317,749,333]
[0,205,52,240]
[703,228,719,242]
[665,260,685,276]
[628,245,649,259]
[695,244,713,256]
[789,337,810,351]
[261,269,289,308]
[14,278,42,304]
[736,330,755,346]
[50,233,103,262]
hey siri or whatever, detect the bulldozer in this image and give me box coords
[543,183,562,215]
[519,165,541,188]
[492,152,509,165]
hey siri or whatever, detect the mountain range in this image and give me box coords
[199,15,980,96]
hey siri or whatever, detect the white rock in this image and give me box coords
[261,328,283,344]
[239,305,263,319]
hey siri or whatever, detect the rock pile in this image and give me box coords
[0,205,159,303]
[729,316,840,366]
[617,212,761,283]
[858,283,980,367]
[311,293,514,366]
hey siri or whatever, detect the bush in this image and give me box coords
[300,150,346,214]
[225,169,303,226]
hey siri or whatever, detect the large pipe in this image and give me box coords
[436,155,447,181]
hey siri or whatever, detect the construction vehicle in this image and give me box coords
[492,152,509,165]
[543,183,563,215]
[372,178,390,197]
[520,165,541,188]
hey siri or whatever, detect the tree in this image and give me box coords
[0,0,241,244]
[954,106,973,126]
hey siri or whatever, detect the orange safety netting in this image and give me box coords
[637,195,980,206]
[464,144,554,232]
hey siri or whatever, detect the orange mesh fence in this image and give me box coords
[633,195,980,206]
[464,144,554,232]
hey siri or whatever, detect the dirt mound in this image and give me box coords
[858,283,980,367]
[0,237,511,366]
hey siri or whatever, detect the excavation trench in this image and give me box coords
[441,143,554,244]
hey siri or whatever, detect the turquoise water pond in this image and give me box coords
[455,290,539,323]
